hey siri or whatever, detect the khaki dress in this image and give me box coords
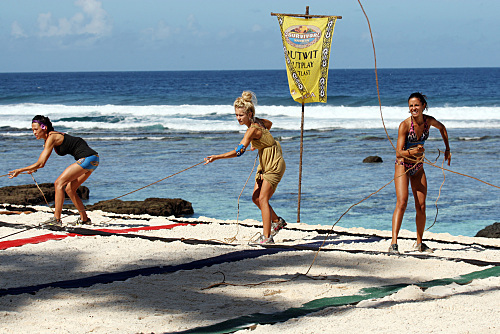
[250,124,286,191]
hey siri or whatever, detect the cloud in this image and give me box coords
[37,0,112,38]
[11,21,27,38]
[143,20,177,41]
[186,14,206,38]
[143,15,207,42]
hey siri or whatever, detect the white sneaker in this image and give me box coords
[252,235,275,245]
[271,217,287,237]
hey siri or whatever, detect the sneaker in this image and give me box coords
[72,217,92,226]
[43,217,64,231]
[388,244,399,254]
[271,217,287,237]
[413,243,434,253]
[252,234,275,245]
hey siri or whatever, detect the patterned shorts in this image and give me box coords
[76,155,99,171]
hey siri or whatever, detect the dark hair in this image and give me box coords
[32,115,55,132]
[408,92,428,110]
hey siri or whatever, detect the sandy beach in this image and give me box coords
[0,206,499,334]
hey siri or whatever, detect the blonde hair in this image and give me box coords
[234,91,257,120]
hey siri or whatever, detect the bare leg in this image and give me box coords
[391,163,409,245]
[410,168,427,244]
[252,177,277,238]
[53,164,91,220]
[65,170,93,221]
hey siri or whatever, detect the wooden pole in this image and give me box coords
[297,101,305,223]
[270,12,342,19]
[271,6,341,223]
[296,6,309,223]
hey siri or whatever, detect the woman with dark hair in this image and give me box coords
[389,93,451,254]
[204,91,287,244]
[9,115,99,229]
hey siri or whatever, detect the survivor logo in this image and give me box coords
[284,25,321,49]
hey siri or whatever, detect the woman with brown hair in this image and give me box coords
[390,93,451,253]
[9,115,99,230]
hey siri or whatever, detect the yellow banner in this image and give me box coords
[276,15,336,103]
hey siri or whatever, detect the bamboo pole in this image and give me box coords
[271,6,341,223]
[270,13,342,19]
[297,101,305,222]
[296,6,310,223]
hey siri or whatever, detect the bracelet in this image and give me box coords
[445,149,450,151]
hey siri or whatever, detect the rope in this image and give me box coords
[303,163,421,275]
[30,174,54,212]
[0,222,46,240]
[225,153,259,243]
[0,161,205,240]
[0,173,57,240]
[302,0,499,277]
[104,161,205,202]
[0,172,31,178]
[423,159,499,189]
[357,1,396,152]
[426,151,446,231]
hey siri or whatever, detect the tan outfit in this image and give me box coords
[250,124,286,191]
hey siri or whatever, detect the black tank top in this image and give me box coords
[54,133,98,160]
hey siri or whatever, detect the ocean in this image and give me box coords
[0,68,499,237]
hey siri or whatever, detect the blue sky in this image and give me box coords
[1,0,498,72]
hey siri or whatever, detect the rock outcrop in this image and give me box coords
[88,198,194,217]
[475,222,500,238]
[0,183,89,206]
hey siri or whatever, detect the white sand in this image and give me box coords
[0,206,498,333]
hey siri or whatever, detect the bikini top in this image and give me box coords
[404,116,429,150]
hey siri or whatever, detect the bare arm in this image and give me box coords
[204,126,260,164]
[395,119,425,161]
[427,116,451,165]
[8,136,56,178]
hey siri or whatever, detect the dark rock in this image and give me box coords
[363,156,383,163]
[0,183,89,206]
[475,222,500,238]
[88,198,194,217]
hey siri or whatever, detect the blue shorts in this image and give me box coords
[76,155,99,171]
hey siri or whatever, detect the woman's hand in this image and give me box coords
[204,155,216,164]
[409,145,425,158]
[8,169,21,178]
[444,149,451,166]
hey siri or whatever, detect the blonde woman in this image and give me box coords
[205,91,286,244]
